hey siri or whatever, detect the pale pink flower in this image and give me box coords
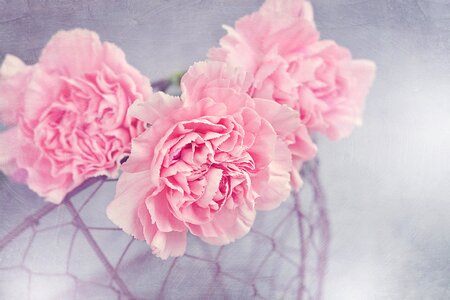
[0,55,33,182]
[107,61,306,259]
[208,0,376,140]
[0,29,151,203]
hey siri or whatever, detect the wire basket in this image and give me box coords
[0,158,329,300]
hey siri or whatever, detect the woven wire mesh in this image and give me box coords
[0,158,329,300]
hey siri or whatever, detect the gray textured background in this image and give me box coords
[1,0,450,299]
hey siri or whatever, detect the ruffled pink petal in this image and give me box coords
[128,92,182,125]
[181,61,253,105]
[0,127,26,182]
[263,20,318,57]
[324,59,376,140]
[21,67,61,128]
[138,204,187,259]
[107,171,153,240]
[102,42,152,102]
[123,117,179,175]
[253,98,300,139]
[145,189,186,233]
[24,159,75,204]
[290,168,303,191]
[293,125,317,161]
[39,29,103,76]
[302,1,315,23]
[204,87,253,115]
[150,230,187,260]
[0,55,32,125]
[244,115,276,170]
[253,138,292,210]
[196,200,256,245]
[209,23,260,74]
[346,59,377,121]
[0,54,26,77]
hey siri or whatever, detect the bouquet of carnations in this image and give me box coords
[0,0,374,262]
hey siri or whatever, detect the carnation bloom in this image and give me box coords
[107,61,311,259]
[0,29,151,203]
[180,61,316,188]
[208,0,376,140]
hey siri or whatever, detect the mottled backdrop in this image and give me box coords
[1,0,450,299]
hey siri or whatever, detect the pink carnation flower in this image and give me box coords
[208,0,376,140]
[0,29,151,203]
[107,61,310,259]
[180,60,317,188]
